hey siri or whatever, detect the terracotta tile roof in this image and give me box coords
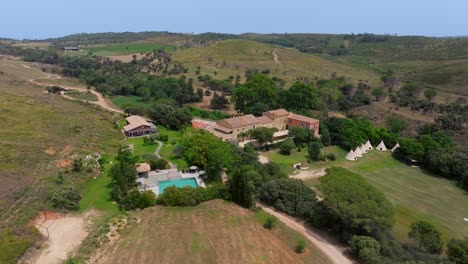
[288,113,319,124]
[217,114,259,129]
[213,124,232,133]
[265,108,289,117]
[136,163,151,173]
[256,115,273,125]
[124,115,151,132]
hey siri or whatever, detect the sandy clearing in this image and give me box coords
[258,154,269,164]
[258,203,354,264]
[290,168,326,180]
[33,215,89,264]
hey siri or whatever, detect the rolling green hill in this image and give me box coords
[171,39,379,85]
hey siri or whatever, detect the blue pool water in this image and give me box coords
[158,178,198,194]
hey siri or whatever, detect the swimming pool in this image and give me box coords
[158,178,198,194]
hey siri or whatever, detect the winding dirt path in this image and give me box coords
[154,140,176,169]
[272,49,280,64]
[22,64,123,114]
[257,203,354,264]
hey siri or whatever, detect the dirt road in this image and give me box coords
[22,64,123,114]
[272,49,280,64]
[257,203,354,264]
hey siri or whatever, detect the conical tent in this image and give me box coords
[376,141,387,151]
[360,143,368,154]
[365,140,373,151]
[391,143,400,152]
[354,146,363,158]
[345,150,356,161]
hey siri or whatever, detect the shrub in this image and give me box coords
[137,191,156,208]
[264,216,277,230]
[326,153,336,161]
[295,240,306,253]
[50,187,82,211]
[446,238,468,264]
[349,236,382,264]
[279,139,295,155]
[156,184,229,206]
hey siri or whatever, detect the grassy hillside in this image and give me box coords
[96,200,331,264]
[80,43,175,56]
[0,57,123,262]
[171,39,379,86]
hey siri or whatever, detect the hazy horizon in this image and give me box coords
[1,0,467,39]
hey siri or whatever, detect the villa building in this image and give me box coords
[205,109,320,141]
[123,115,158,137]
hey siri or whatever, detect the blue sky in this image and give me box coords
[1,0,467,39]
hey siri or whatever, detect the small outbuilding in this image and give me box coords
[376,141,387,151]
[136,162,151,178]
[63,46,80,51]
[345,150,356,161]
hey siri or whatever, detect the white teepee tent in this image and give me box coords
[376,141,387,151]
[345,150,356,161]
[354,146,363,158]
[365,140,373,151]
[391,143,400,152]
[360,143,368,154]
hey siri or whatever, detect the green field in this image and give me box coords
[110,95,147,107]
[67,90,98,101]
[81,43,175,56]
[157,126,188,169]
[125,137,159,159]
[286,149,468,242]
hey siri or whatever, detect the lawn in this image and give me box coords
[125,137,159,160]
[263,145,347,174]
[157,126,189,169]
[79,154,118,215]
[298,149,468,242]
[97,200,331,264]
[109,95,148,108]
[67,90,98,102]
[81,43,175,56]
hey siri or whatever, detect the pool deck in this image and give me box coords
[137,168,205,196]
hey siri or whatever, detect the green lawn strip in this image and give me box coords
[157,126,189,169]
[109,95,148,108]
[125,137,159,159]
[79,154,118,214]
[66,90,98,101]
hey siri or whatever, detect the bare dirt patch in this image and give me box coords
[44,147,56,155]
[56,159,72,168]
[30,212,90,264]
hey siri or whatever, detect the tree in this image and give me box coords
[349,236,382,264]
[319,167,394,238]
[446,238,468,264]
[138,190,156,208]
[210,93,229,109]
[288,126,309,148]
[385,114,408,135]
[258,179,318,218]
[371,87,386,101]
[408,221,443,254]
[231,74,279,113]
[230,167,255,208]
[279,139,295,155]
[308,142,322,161]
[72,158,83,172]
[251,127,275,149]
[424,89,437,102]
